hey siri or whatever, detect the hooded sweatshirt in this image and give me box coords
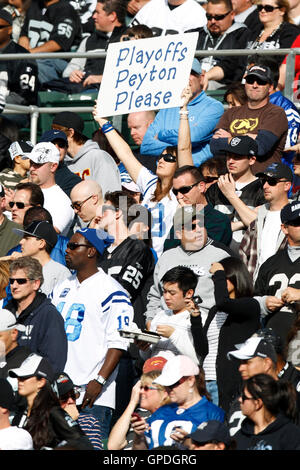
[235,414,300,450]
[64,139,121,196]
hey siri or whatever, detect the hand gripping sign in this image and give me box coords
[96,32,198,117]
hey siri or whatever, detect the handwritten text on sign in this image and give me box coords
[97,33,198,117]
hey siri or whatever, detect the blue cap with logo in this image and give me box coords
[76,228,114,255]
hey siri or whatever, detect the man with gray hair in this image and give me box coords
[5,256,67,372]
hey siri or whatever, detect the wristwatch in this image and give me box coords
[94,375,107,386]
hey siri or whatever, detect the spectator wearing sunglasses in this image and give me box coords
[56,372,104,450]
[140,59,224,167]
[0,140,33,191]
[246,0,300,68]
[254,200,300,343]
[188,0,251,91]
[9,182,44,227]
[211,64,289,174]
[131,355,225,449]
[5,256,67,373]
[70,179,104,228]
[0,183,24,257]
[239,162,293,281]
[50,228,133,439]
[93,110,178,258]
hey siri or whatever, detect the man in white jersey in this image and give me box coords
[50,227,133,438]
[240,162,293,281]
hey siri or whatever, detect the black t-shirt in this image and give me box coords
[20,0,82,51]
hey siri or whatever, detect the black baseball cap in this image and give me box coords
[256,162,293,182]
[55,372,74,397]
[245,65,273,84]
[187,420,231,446]
[227,135,258,157]
[281,201,300,224]
[9,353,55,382]
[52,112,85,135]
[14,220,58,248]
[39,129,68,145]
[0,378,14,409]
[227,336,277,364]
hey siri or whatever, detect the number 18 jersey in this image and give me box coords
[51,269,133,409]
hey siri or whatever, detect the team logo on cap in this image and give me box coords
[230,137,241,147]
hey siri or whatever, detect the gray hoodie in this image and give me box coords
[65,139,121,196]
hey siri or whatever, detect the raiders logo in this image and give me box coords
[230,118,258,134]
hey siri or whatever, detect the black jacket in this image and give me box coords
[6,293,67,373]
[188,22,251,84]
[235,413,300,450]
[192,270,261,412]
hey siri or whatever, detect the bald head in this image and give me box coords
[127,111,155,146]
[70,180,103,223]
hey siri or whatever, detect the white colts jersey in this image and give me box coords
[51,269,133,409]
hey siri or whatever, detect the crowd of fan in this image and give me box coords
[0,0,300,453]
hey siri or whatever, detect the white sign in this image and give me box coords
[96,32,198,117]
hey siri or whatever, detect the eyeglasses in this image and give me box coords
[71,195,94,211]
[206,11,231,20]
[66,242,92,250]
[260,176,288,186]
[204,176,219,183]
[140,385,160,392]
[257,4,281,12]
[9,278,30,285]
[158,153,177,163]
[59,389,80,402]
[172,181,199,196]
[245,75,269,86]
[9,201,31,210]
[240,392,256,403]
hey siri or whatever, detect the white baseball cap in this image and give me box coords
[8,141,33,160]
[0,309,25,332]
[227,336,277,364]
[153,355,199,386]
[29,142,60,165]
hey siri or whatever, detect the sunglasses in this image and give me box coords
[245,76,268,86]
[172,181,199,196]
[206,11,231,20]
[9,201,31,210]
[66,242,92,250]
[260,176,288,186]
[71,195,93,211]
[59,389,80,402]
[158,153,177,163]
[9,278,30,285]
[140,385,160,392]
[167,377,187,389]
[257,4,280,12]
[240,392,256,403]
[204,176,219,183]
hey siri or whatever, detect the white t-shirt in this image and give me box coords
[260,210,282,266]
[50,269,133,409]
[0,426,33,450]
[42,258,71,296]
[137,166,178,258]
[131,0,207,35]
[42,185,75,237]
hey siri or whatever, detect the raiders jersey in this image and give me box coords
[0,41,39,111]
[206,178,265,224]
[20,0,82,51]
[99,237,155,302]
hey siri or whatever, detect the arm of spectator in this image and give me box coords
[131,417,149,450]
[29,40,62,53]
[217,173,259,228]
[93,109,143,183]
[281,287,300,304]
[107,380,142,450]
[83,74,103,87]
[177,85,194,167]
[202,67,224,91]
[63,37,88,79]
[82,348,124,409]
[278,62,286,91]
[144,260,163,328]
[18,36,30,50]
